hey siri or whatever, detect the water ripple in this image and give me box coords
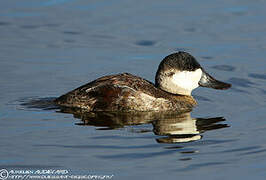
[33,144,159,150]
[0,22,11,26]
[0,165,62,169]
[177,161,227,172]
[212,65,236,72]
[135,40,156,46]
[221,145,261,153]
[240,148,266,156]
[96,149,177,159]
[249,73,266,80]
[228,77,255,88]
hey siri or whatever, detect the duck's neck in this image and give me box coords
[155,73,193,96]
[154,82,197,107]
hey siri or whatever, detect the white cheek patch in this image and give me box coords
[172,69,202,91]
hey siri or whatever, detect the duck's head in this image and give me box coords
[155,52,231,96]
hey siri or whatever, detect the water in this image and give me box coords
[1,0,266,179]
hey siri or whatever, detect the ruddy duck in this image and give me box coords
[55,52,231,112]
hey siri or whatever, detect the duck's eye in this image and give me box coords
[166,72,175,77]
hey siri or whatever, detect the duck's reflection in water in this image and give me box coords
[153,113,228,143]
[60,108,229,144]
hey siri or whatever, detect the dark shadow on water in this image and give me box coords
[201,56,213,60]
[0,21,11,26]
[19,97,229,144]
[229,87,250,94]
[261,89,266,95]
[63,31,82,35]
[176,161,228,172]
[20,25,40,29]
[248,73,266,80]
[43,23,61,28]
[64,39,76,43]
[194,95,212,102]
[227,77,255,88]
[96,149,178,159]
[135,40,156,46]
[221,145,261,153]
[211,65,236,72]
[16,97,58,110]
[92,34,116,39]
[184,27,196,32]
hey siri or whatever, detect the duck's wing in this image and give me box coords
[54,73,153,111]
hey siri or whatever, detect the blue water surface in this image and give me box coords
[1,0,266,179]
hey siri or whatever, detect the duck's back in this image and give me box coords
[54,73,196,112]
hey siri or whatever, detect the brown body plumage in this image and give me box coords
[54,73,197,112]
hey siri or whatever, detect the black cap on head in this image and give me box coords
[157,51,202,72]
